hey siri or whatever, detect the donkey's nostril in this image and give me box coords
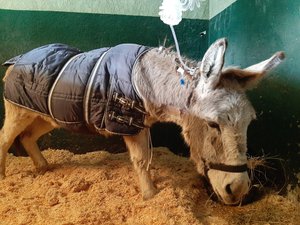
[225,184,233,195]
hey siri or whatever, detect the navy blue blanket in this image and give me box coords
[3,43,149,135]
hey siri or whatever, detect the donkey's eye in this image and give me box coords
[207,121,220,131]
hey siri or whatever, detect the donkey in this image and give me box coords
[0,38,284,205]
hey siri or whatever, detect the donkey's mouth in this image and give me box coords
[214,190,228,204]
[210,188,238,205]
[215,185,261,206]
[200,175,231,204]
[220,194,241,206]
[200,174,259,205]
[202,177,251,205]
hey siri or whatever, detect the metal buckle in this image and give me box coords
[112,93,147,114]
[108,111,144,129]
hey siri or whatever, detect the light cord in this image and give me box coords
[170,25,196,75]
[146,128,153,171]
[159,0,205,76]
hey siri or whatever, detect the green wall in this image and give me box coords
[209,0,300,177]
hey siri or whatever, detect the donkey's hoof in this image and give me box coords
[36,165,49,175]
[142,188,158,200]
[0,173,6,180]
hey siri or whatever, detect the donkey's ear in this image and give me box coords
[221,51,285,89]
[200,38,227,89]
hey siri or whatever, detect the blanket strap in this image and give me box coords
[112,93,147,114]
[108,92,147,129]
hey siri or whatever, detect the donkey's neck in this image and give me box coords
[133,48,197,123]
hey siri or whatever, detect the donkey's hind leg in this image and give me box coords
[0,100,36,179]
[123,129,157,200]
[19,117,56,174]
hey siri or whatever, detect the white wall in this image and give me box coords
[0,0,210,19]
[209,0,237,18]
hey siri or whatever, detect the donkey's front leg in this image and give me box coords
[123,129,157,200]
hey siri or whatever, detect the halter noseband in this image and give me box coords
[202,158,248,179]
[201,159,249,204]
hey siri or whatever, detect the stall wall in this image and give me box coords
[209,0,300,175]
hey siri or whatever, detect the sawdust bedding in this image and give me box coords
[0,147,299,225]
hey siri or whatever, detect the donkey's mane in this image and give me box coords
[134,47,199,112]
[149,47,245,92]
[155,46,199,69]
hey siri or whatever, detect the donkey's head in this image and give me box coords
[187,38,284,205]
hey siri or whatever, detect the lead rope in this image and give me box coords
[146,128,153,171]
